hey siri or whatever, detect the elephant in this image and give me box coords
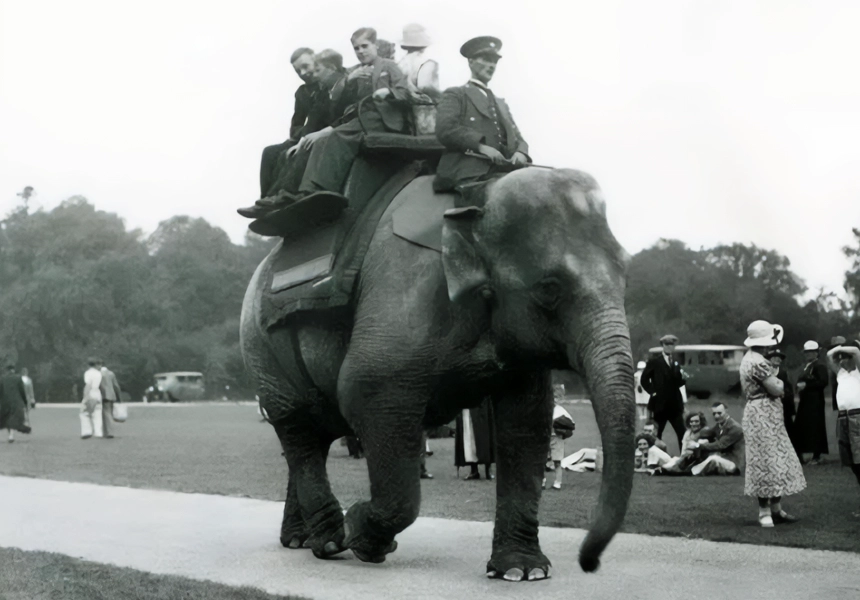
[240,166,635,580]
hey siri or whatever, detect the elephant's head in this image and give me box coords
[442,168,635,571]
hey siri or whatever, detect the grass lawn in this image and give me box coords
[0,546,307,600]
[1,398,859,555]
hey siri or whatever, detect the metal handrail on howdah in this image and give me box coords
[464,150,554,170]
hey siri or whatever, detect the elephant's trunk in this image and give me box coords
[568,308,635,572]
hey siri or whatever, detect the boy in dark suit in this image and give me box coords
[641,334,687,449]
[433,36,530,192]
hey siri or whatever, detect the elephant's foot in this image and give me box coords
[280,511,310,549]
[343,502,399,564]
[280,527,310,550]
[306,510,348,559]
[486,548,552,582]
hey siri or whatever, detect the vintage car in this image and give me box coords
[647,344,747,399]
[144,371,205,402]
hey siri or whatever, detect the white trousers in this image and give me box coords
[691,454,738,476]
[80,400,104,438]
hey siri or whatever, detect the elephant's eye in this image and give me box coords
[531,278,562,311]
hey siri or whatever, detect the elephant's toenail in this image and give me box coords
[503,568,524,581]
[288,537,302,549]
[486,571,497,578]
[528,568,547,580]
[324,541,339,555]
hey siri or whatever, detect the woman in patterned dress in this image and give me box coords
[740,320,806,527]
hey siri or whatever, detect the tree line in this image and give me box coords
[1,197,857,401]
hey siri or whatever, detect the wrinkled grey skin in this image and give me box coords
[241,167,635,580]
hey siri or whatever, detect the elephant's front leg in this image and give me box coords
[487,370,554,581]
[342,388,426,563]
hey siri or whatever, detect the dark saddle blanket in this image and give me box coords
[259,134,453,330]
[258,160,420,329]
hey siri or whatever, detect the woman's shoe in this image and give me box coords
[759,514,774,528]
[464,472,480,481]
[552,482,561,490]
[541,478,546,489]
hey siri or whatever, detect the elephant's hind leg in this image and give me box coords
[280,474,307,549]
[274,421,347,558]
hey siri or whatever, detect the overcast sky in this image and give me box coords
[1,0,858,298]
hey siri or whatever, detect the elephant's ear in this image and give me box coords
[442,207,489,303]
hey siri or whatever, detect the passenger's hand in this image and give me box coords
[478,144,507,165]
[299,129,330,151]
[510,151,529,166]
[286,144,300,158]
[373,88,391,101]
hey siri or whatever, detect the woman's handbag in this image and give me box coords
[112,403,128,423]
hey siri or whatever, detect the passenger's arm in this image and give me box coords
[826,347,842,375]
[414,60,441,101]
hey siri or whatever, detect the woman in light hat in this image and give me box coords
[396,23,440,135]
[795,340,829,464]
[740,320,806,527]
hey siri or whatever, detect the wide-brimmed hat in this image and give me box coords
[803,340,820,352]
[829,335,846,349]
[744,320,783,347]
[659,334,679,345]
[399,23,431,48]
[460,36,502,59]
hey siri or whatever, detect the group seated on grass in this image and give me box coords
[634,403,745,476]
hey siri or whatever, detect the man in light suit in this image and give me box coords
[433,36,530,192]
[80,358,103,439]
[641,334,687,449]
[98,360,122,440]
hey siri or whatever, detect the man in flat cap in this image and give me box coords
[640,335,687,450]
[433,36,530,192]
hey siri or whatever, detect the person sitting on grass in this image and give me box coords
[825,340,860,517]
[641,420,668,452]
[634,433,676,472]
[671,411,708,471]
[688,402,745,476]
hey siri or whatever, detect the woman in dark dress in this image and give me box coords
[0,364,30,442]
[767,349,796,447]
[795,341,829,464]
[455,397,495,480]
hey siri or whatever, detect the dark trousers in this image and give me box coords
[260,140,296,197]
[655,412,685,449]
[269,145,313,196]
[299,111,389,195]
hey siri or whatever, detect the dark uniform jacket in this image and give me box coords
[434,81,529,190]
[641,354,686,417]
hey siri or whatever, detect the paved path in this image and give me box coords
[1,476,857,600]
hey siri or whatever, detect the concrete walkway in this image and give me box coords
[1,475,857,600]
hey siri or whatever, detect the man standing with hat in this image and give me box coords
[433,36,530,192]
[825,340,860,515]
[795,340,829,464]
[640,334,687,450]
